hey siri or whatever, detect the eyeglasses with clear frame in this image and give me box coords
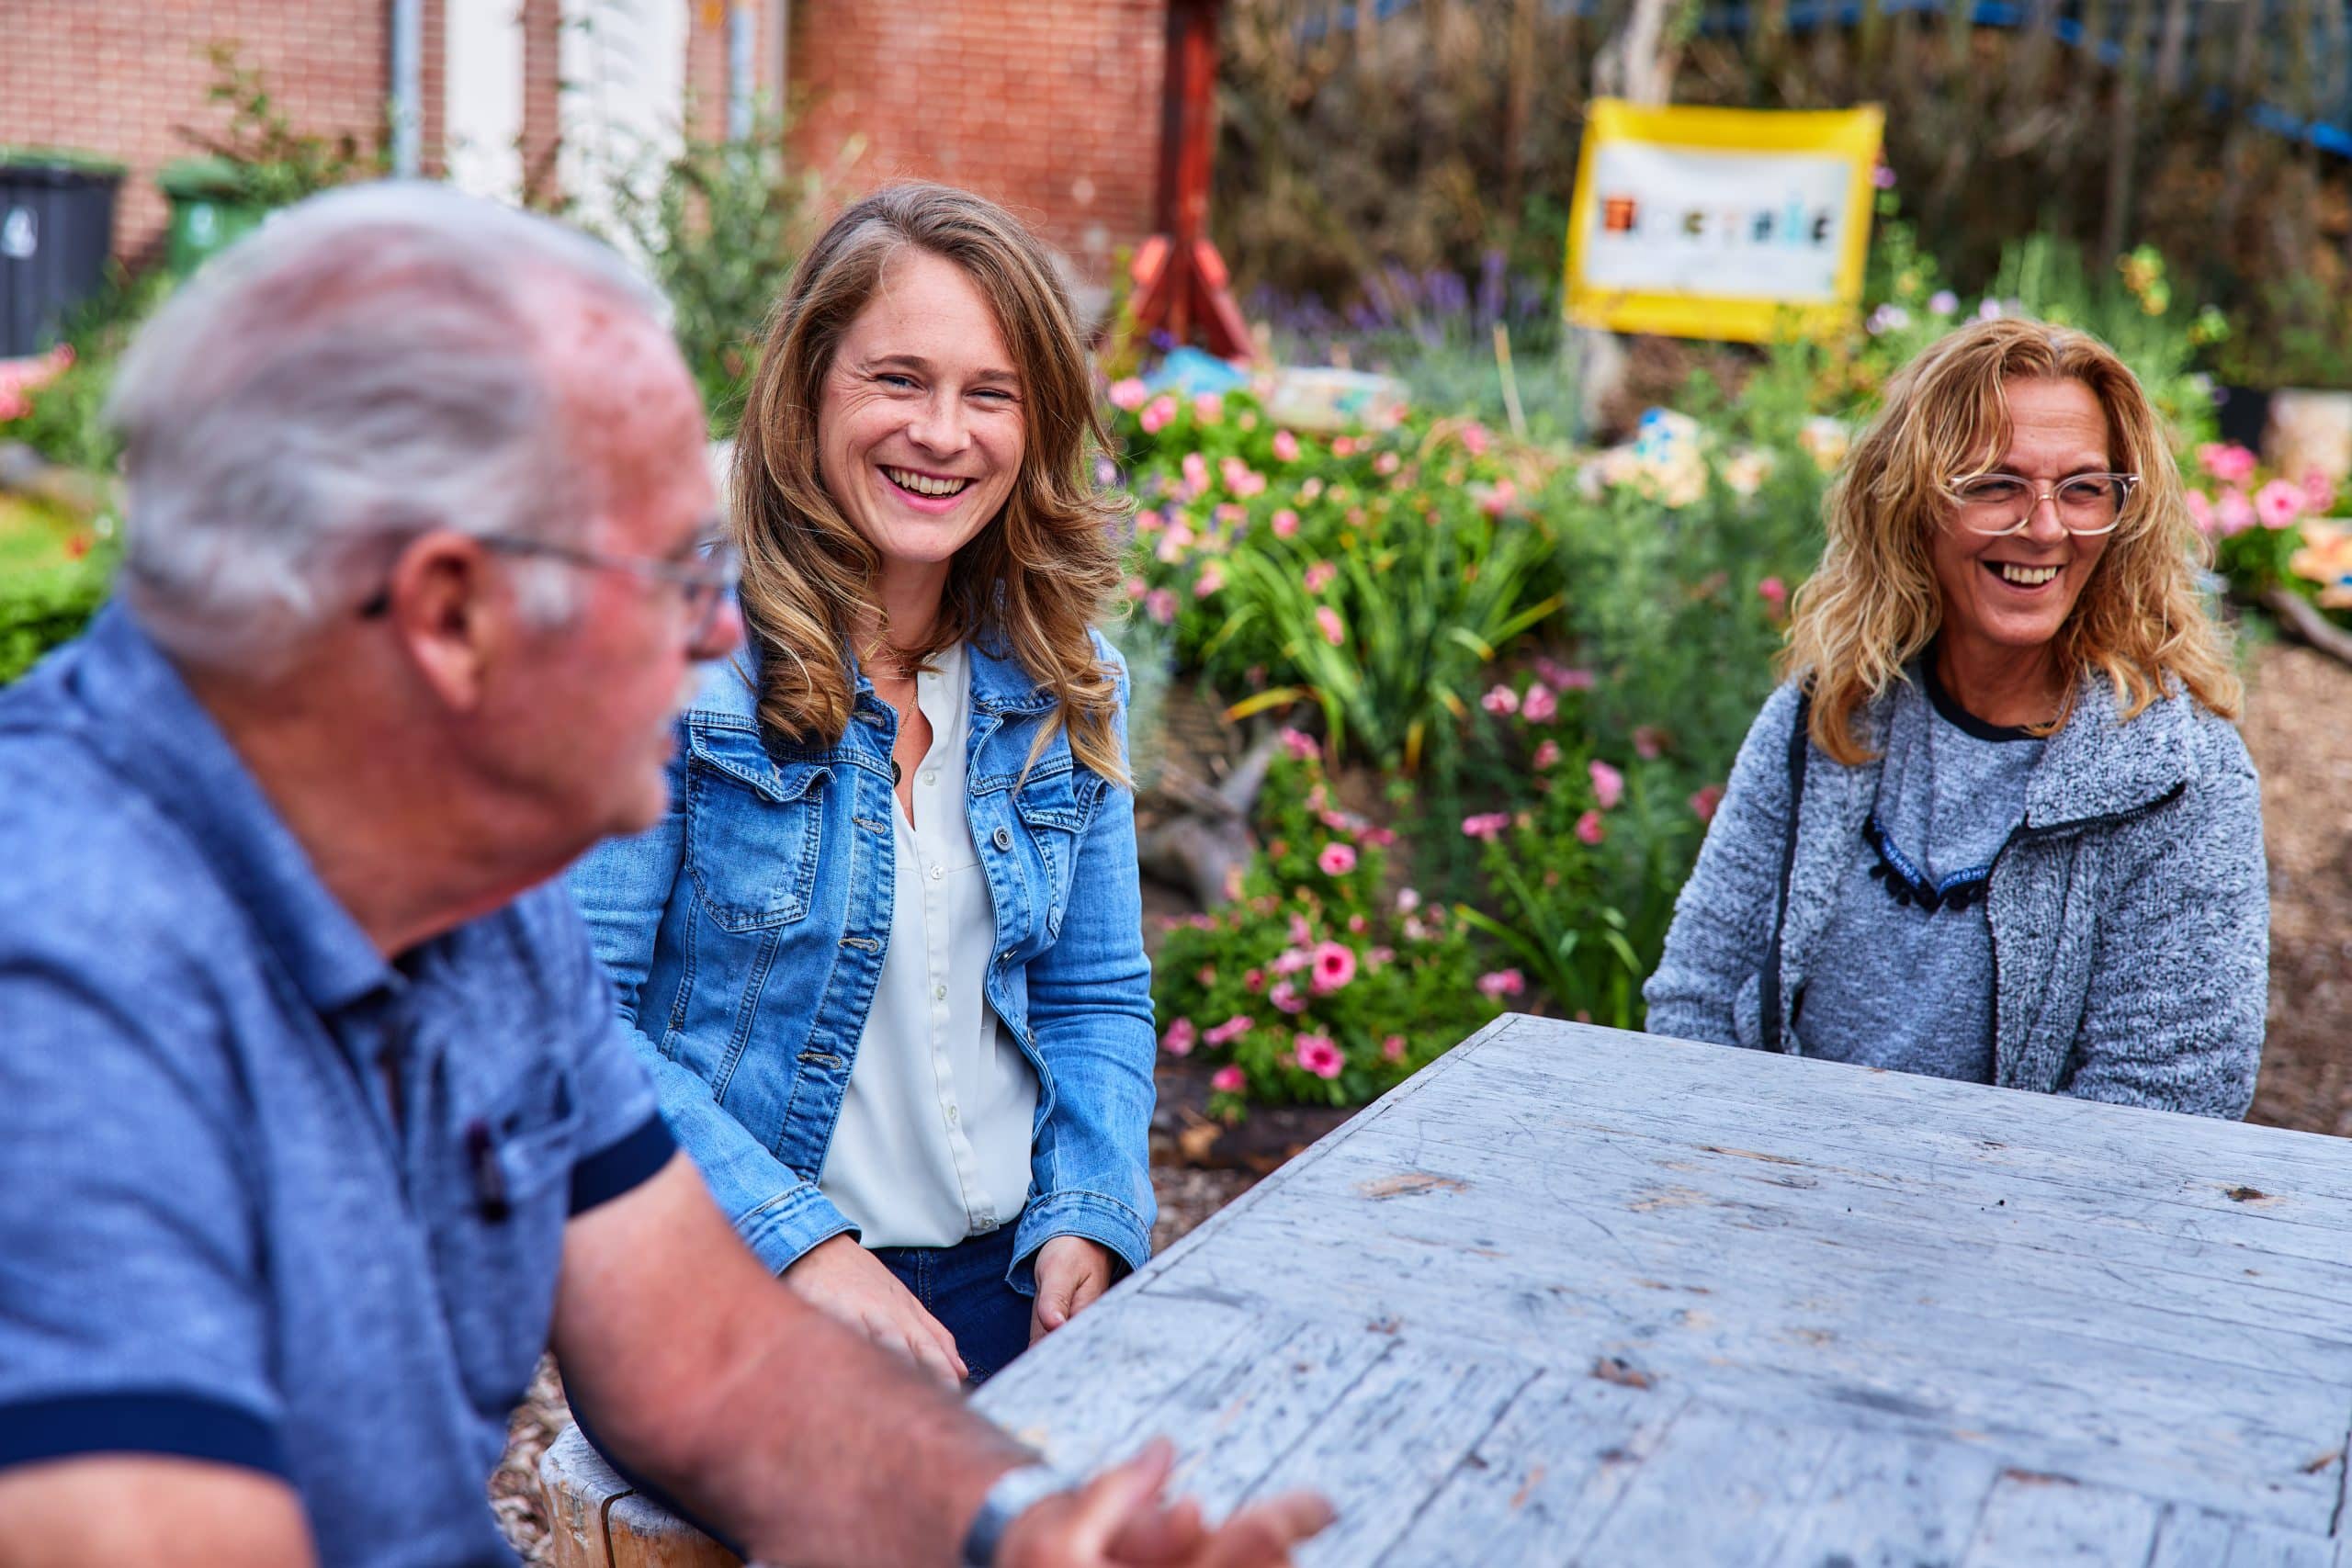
[359,530,740,643]
[1945,472,2140,536]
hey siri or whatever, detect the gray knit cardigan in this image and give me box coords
[1644,673,2267,1117]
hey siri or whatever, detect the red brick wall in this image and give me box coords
[786,0,1166,281]
[519,0,564,205]
[1,1,401,265]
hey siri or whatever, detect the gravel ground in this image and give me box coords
[488,637,2352,1561]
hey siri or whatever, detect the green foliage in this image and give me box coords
[1116,387,1561,778]
[1149,738,1500,1114]
[0,502,115,685]
[183,41,386,204]
[594,116,847,437]
[0,269,172,473]
[2214,275,2352,392]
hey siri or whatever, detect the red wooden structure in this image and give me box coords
[1130,0,1252,357]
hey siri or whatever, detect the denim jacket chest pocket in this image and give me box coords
[1012,762,1106,941]
[684,722,829,932]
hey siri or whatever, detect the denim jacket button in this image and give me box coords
[992,826,1013,852]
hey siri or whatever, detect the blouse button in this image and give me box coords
[992,826,1013,851]
[922,770,936,785]
[931,864,944,882]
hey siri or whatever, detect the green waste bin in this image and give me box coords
[157,158,269,276]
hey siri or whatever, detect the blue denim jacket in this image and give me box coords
[568,630,1156,1290]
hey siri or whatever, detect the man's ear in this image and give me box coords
[382,530,509,712]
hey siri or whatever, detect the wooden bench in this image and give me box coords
[539,1423,741,1568]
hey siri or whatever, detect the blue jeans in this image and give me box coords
[874,1222,1033,1387]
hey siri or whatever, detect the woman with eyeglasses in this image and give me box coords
[568,184,1154,1391]
[1645,318,2267,1116]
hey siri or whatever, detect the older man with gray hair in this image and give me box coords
[0,184,1325,1568]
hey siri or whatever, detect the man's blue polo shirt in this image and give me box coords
[0,605,675,1565]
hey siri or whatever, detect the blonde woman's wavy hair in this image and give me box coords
[730,183,1128,783]
[1782,316,2239,764]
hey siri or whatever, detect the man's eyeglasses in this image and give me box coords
[1946,472,2139,537]
[359,532,741,643]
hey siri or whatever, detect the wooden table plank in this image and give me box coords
[975,1017,2352,1562]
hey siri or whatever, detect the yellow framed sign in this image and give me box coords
[1564,100,1884,343]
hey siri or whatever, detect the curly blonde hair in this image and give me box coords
[730,183,1128,782]
[1782,317,2239,763]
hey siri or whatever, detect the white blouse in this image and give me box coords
[818,641,1040,1249]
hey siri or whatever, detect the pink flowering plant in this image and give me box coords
[1150,734,1500,1117]
[2183,442,2346,625]
[1110,387,1563,777]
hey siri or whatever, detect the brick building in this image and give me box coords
[1,0,1169,282]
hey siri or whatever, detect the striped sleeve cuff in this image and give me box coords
[0,1391,288,1476]
[569,1111,676,1216]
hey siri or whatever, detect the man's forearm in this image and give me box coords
[554,1158,1031,1566]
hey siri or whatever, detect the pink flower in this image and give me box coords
[1460,423,1490,456]
[1317,842,1358,876]
[2199,443,2258,485]
[1288,913,1315,947]
[1532,739,1562,769]
[1461,812,1510,841]
[1315,606,1345,646]
[1476,968,1526,999]
[1143,588,1178,625]
[1243,967,1265,993]
[1108,378,1149,412]
[1536,658,1597,691]
[2185,490,2214,536]
[2302,467,2336,514]
[1477,478,1519,517]
[1193,563,1224,598]
[1160,1017,1197,1056]
[1309,941,1357,993]
[1140,394,1179,434]
[1211,1065,1247,1094]
[1589,760,1625,810]
[1279,727,1320,762]
[1205,1015,1254,1047]
[1195,965,1216,987]
[1270,980,1306,1015]
[1272,429,1300,462]
[1221,455,1268,497]
[1521,683,1557,723]
[1304,560,1338,593]
[1272,507,1300,538]
[1381,1033,1408,1063]
[1575,809,1606,845]
[1347,913,1367,933]
[2256,479,2305,530]
[1332,435,1357,457]
[1481,684,1521,716]
[1758,577,1788,617]
[1193,392,1225,424]
[1633,726,1665,761]
[2217,488,2257,536]
[1299,477,1325,502]
[1690,784,1725,822]
[1295,1033,1344,1078]
[1181,451,1211,496]
[1395,886,1422,913]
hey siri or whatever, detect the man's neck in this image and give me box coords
[181,660,548,959]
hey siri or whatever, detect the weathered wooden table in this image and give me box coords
[976,1015,2352,1566]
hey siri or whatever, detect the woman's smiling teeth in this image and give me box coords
[1993,562,2061,586]
[884,466,970,499]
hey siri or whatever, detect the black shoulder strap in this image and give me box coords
[1759,688,1811,1055]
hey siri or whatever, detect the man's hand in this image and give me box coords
[1030,1236,1115,1344]
[994,1440,1333,1566]
[784,1234,967,1387]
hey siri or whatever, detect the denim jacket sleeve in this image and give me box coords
[566,741,857,1276]
[1010,649,1159,1289]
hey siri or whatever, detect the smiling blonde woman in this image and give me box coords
[570,185,1153,1397]
[1645,317,2267,1116]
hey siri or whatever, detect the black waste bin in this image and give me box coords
[0,149,125,359]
